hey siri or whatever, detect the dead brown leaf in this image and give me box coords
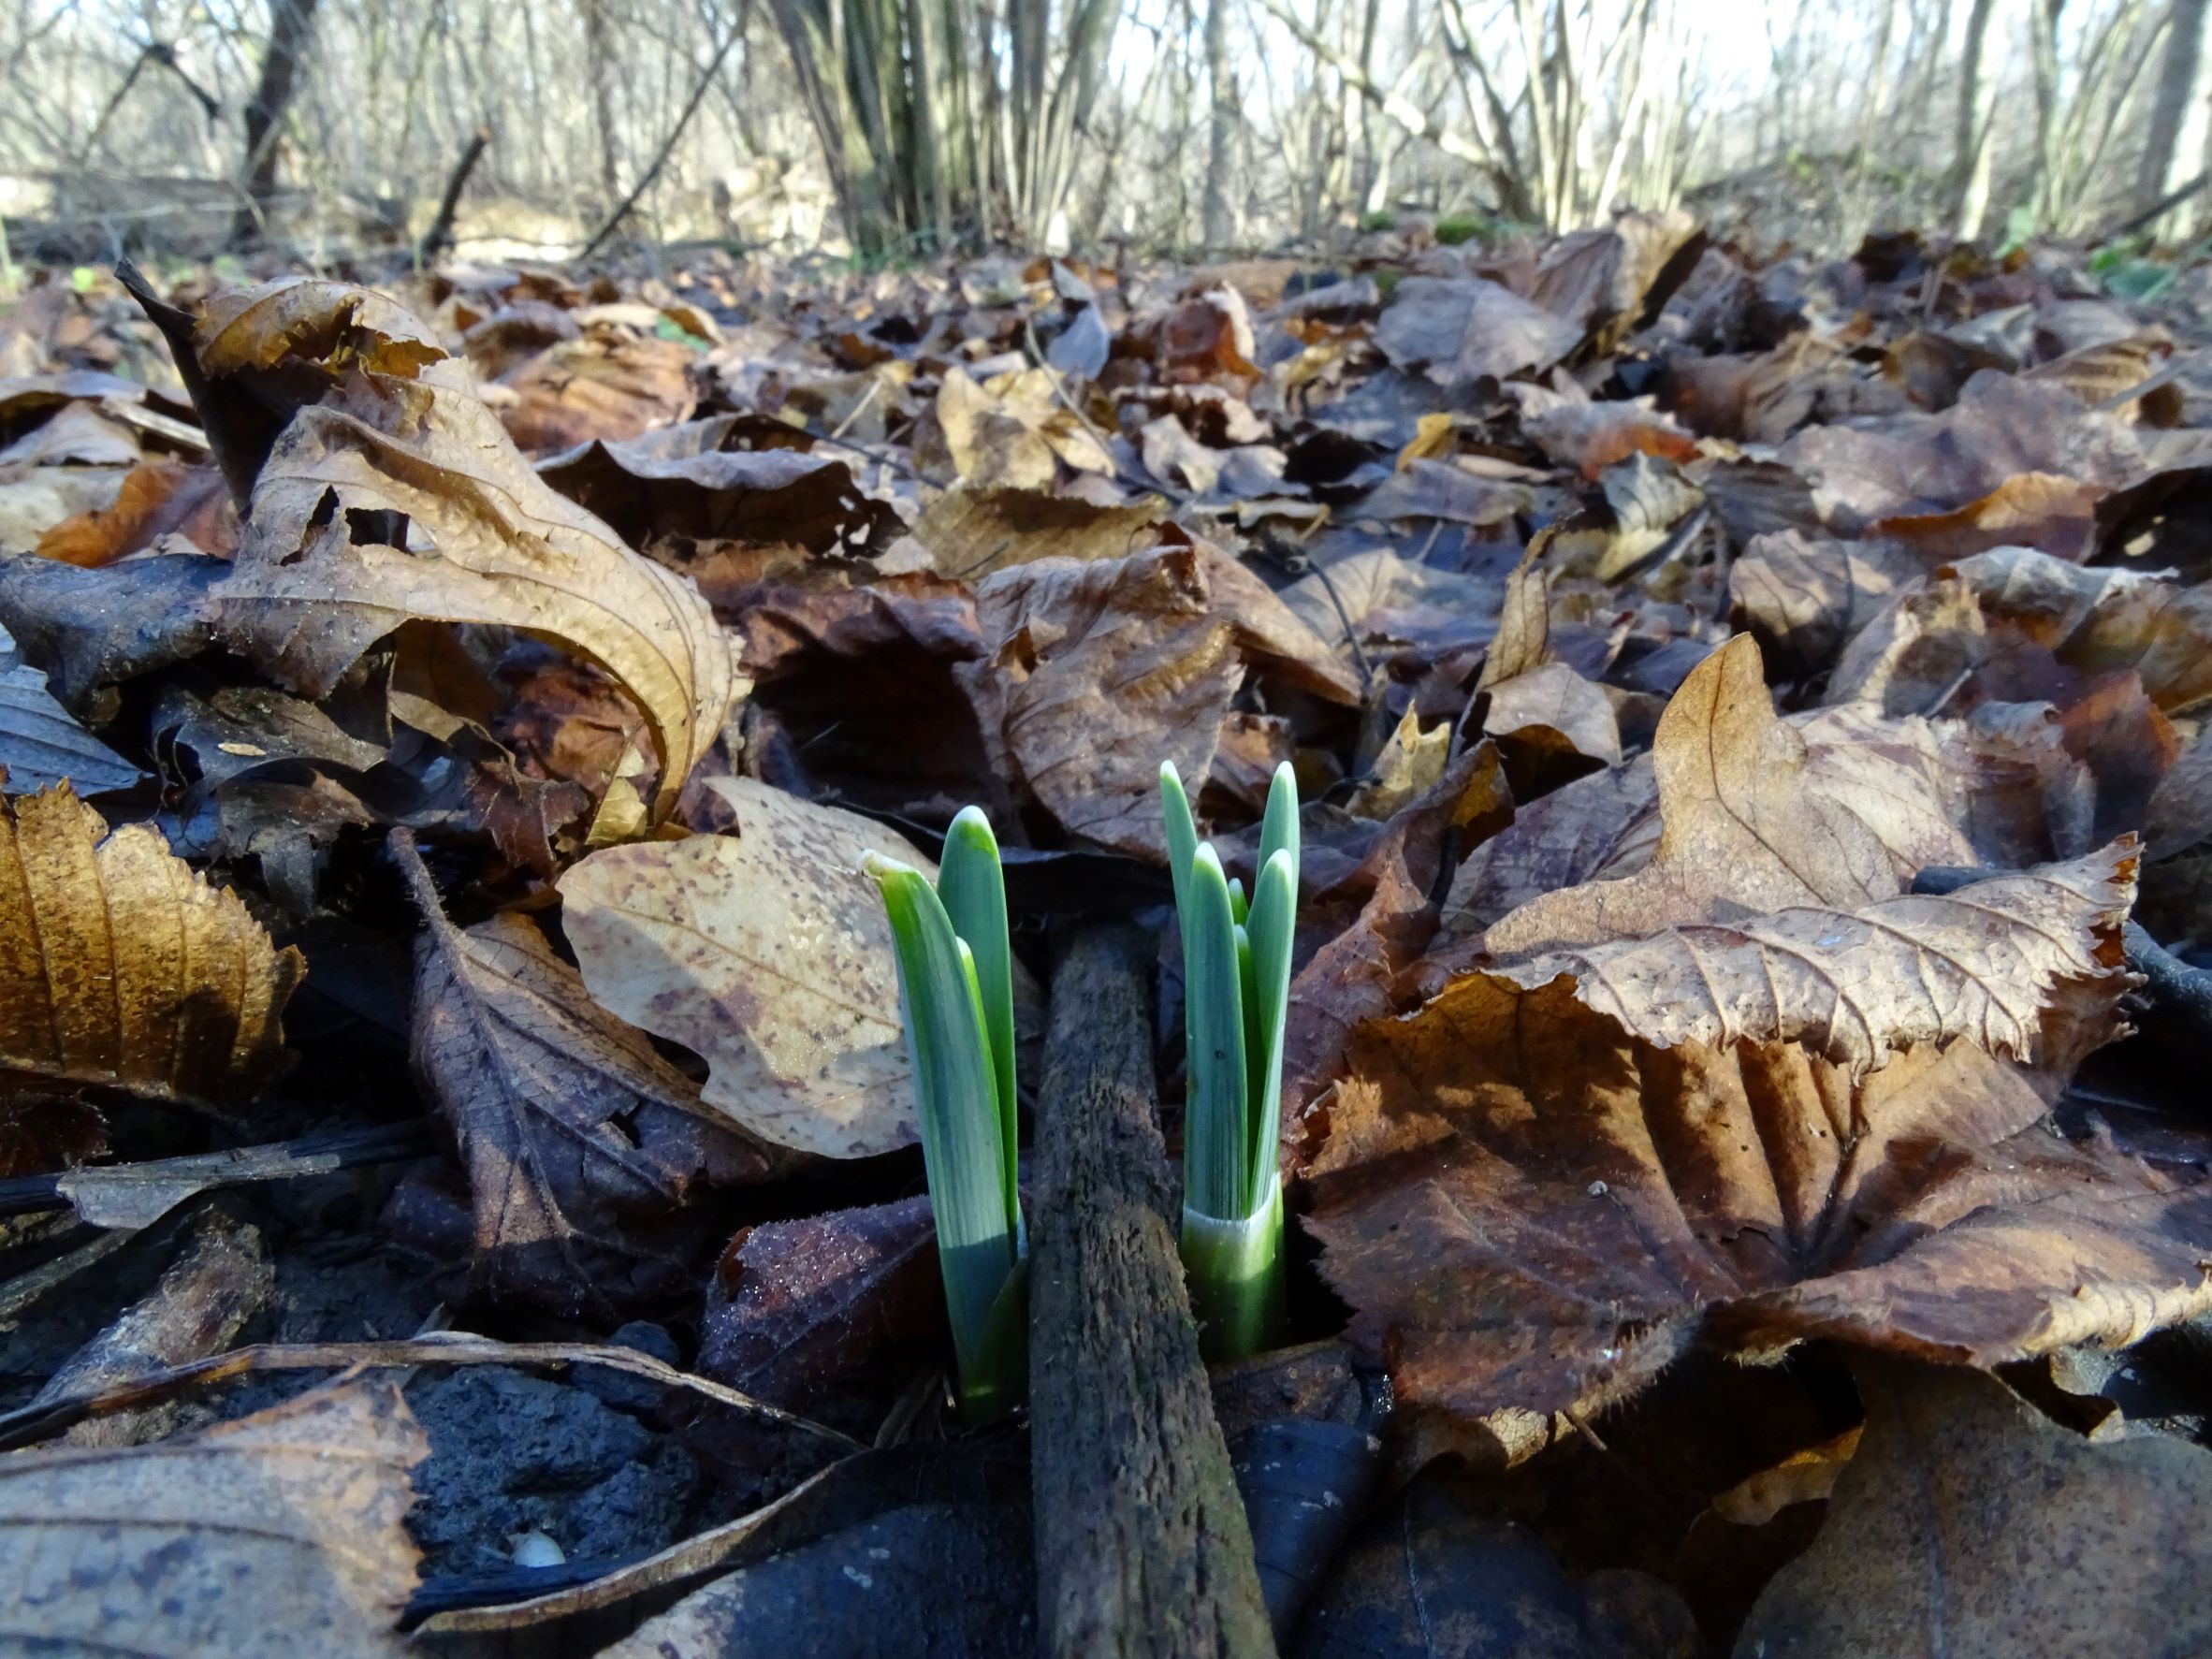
[1728,531,1913,676]
[1736,1360,2212,1658]
[905,483,1166,580]
[536,416,899,557]
[965,540,1357,858]
[0,783,298,1110]
[1873,471,2102,562]
[0,1379,425,1655]
[498,325,698,453]
[698,1195,943,1412]
[1482,635,1970,954]
[1776,373,2145,531]
[1479,661,1622,795]
[213,352,738,822]
[1283,744,1513,1128]
[34,456,239,566]
[558,779,939,1157]
[1374,276,1584,387]
[931,364,1112,487]
[400,834,767,1318]
[1302,846,2205,1424]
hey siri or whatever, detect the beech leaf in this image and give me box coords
[0,783,299,1109]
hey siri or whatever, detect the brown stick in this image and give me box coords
[417,124,491,263]
[1027,925,1277,1659]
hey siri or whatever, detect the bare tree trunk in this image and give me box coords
[231,0,323,247]
[1202,0,1234,246]
[2139,0,2212,213]
[1953,0,2000,238]
[581,0,627,210]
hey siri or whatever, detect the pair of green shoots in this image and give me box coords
[865,763,1298,1419]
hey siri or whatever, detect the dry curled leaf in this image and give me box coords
[498,326,699,453]
[0,1379,425,1656]
[1374,276,1583,387]
[1482,845,2134,1080]
[0,783,299,1109]
[560,779,1008,1157]
[1483,634,1971,954]
[400,836,767,1318]
[966,540,1356,858]
[216,366,739,821]
[0,620,141,795]
[904,482,1166,581]
[698,1195,944,1413]
[134,271,736,822]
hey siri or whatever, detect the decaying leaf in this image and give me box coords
[498,325,699,453]
[0,1380,425,1656]
[0,783,299,1109]
[1374,276,1583,387]
[698,1195,944,1412]
[1478,660,1622,794]
[904,482,1167,581]
[1483,634,1970,953]
[218,378,739,821]
[1737,1360,2212,1659]
[561,779,973,1157]
[1300,830,2212,1427]
[1346,708,1452,821]
[535,417,898,556]
[967,540,1357,858]
[1480,848,2132,1079]
[148,273,740,822]
[1283,744,1512,1124]
[400,834,767,1317]
[0,620,141,794]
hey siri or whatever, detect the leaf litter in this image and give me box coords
[0,223,2211,1654]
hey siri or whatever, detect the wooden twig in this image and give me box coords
[0,1332,861,1453]
[416,124,491,264]
[0,1119,438,1227]
[1027,925,1277,1659]
[2102,171,2212,241]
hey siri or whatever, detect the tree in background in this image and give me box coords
[232,0,322,246]
[764,0,1119,252]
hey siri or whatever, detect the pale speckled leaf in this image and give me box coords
[560,779,1041,1157]
[0,1380,424,1656]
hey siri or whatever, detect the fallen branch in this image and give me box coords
[0,1332,861,1454]
[0,1119,437,1227]
[1027,924,1277,1658]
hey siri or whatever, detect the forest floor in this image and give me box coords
[1,212,2211,1657]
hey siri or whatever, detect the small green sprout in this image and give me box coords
[1162,759,1297,1361]
[865,807,1026,1420]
